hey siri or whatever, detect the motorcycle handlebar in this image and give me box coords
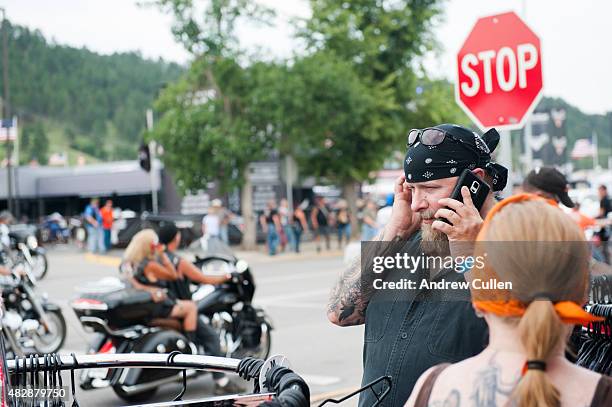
[7,353,312,407]
[7,353,241,375]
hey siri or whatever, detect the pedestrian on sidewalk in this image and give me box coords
[335,199,352,249]
[83,198,103,253]
[360,199,379,241]
[100,199,114,252]
[260,199,281,256]
[311,196,331,252]
[278,198,295,253]
[202,199,226,253]
[292,201,309,253]
[217,201,233,245]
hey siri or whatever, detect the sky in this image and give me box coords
[2,0,611,115]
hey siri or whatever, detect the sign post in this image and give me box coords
[455,11,543,195]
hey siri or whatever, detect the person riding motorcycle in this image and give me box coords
[120,229,200,345]
[156,222,244,394]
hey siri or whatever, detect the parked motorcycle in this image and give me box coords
[0,264,66,355]
[6,224,48,280]
[39,212,71,244]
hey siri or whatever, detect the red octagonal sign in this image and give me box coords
[455,12,543,130]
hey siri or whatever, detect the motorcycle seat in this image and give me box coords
[78,287,153,309]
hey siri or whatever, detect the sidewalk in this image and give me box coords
[82,239,350,267]
[235,240,345,264]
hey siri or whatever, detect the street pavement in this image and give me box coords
[35,243,364,406]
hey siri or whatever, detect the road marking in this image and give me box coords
[310,387,360,404]
[84,253,121,267]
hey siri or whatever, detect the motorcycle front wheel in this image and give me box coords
[30,252,48,280]
[33,309,66,353]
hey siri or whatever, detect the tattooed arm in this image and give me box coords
[328,175,420,327]
[327,231,408,326]
[327,254,369,326]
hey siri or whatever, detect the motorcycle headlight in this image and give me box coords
[26,235,38,250]
[235,260,249,273]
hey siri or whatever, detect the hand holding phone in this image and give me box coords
[438,169,491,225]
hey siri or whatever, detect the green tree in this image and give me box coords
[279,52,399,199]
[148,0,277,249]
[284,0,453,233]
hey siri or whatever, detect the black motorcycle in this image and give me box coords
[70,277,197,402]
[192,255,273,360]
[6,224,48,280]
[70,255,272,403]
[0,265,66,355]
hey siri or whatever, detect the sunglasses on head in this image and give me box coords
[407,127,489,155]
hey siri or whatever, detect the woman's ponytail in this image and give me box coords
[512,300,565,407]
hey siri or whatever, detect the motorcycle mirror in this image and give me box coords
[235,260,249,273]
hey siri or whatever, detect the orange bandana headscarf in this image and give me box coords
[472,193,603,325]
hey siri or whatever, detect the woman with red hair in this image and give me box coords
[406,194,612,407]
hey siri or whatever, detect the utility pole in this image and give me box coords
[145,109,158,214]
[1,8,12,214]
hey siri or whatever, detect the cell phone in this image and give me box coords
[438,169,491,224]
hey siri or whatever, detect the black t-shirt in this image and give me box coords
[600,196,612,218]
[315,205,329,226]
[265,209,278,225]
[164,251,192,300]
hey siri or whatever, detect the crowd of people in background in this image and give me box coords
[258,193,398,256]
[63,172,612,261]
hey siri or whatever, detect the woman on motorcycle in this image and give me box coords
[121,229,199,344]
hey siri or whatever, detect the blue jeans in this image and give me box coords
[219,226,229,245]
[267,228,279,256]
[361,224,378,241]
[86,226,103,253]
[337,223,351,246]
[103,229,112,251]
[292,225,303,253]
[283,225,296,252]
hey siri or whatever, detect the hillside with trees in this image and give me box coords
[0,21,183,164]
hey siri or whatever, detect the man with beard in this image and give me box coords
[327,124,508,407]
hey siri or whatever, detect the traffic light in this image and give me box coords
[138,142,151,172]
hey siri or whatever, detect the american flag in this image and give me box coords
[0,118,17,142]
[571,138,596,159]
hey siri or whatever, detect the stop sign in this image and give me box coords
[455,12,543,130]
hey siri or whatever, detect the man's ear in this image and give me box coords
[472,168,486,178]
